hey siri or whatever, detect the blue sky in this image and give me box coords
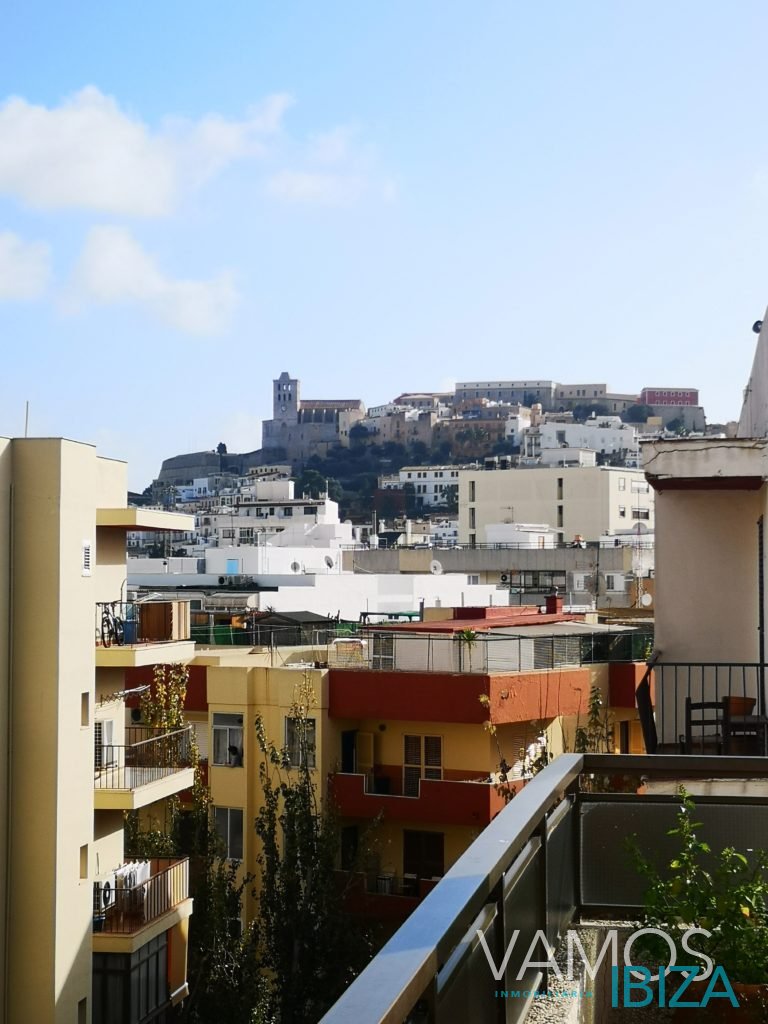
[2,1,768,488]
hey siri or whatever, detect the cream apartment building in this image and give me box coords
[457,465,654,545]
[0,437,195,1024]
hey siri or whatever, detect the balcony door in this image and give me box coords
[403,829,444,880]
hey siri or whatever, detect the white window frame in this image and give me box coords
[214,806,244,860]
[212,713,244,766]
[285,717,316,768]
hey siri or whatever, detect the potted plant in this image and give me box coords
[628,789,768,1021]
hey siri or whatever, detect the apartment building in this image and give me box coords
[379,465,463,509]
[327,603,647,923]
[458,464,654,544]
[0,437,195,1024]
[454,380,558,410]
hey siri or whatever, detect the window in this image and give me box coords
[81,692,90,727]
[632,508,650,520]
[372,633,395,670]
[618,477,626,491]
[469,508,476,529]
[213,713,244,766]
[468,480,476,502]
[403,734,442,796]
[557,477,563,500]
[214,807,244,860]
[283,507,293,517]
[619,506,626,517]
[304,506,316,516]
[467,574,479,585]
[285,717,316,768]
[404,830,444,879]
[631,480,650,493]
[557,505,563,528]
[81,540,92,577]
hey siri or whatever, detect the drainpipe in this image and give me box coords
[759,516,765,718]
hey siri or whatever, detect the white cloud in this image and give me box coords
[266,170,367,206]
[0,87,293,216]
[266,123,395,207]
[72,226,237,335]
[0,231,50,299]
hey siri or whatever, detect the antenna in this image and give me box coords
[24,400,29,438]
[430,559,443,575]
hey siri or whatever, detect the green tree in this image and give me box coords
[622,403,654,424]
[252,678,374,1022]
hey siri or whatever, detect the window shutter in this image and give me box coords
[82,540,92,577]
[424,736,442,779]
[403,766,421,797]
[403,735,421,766]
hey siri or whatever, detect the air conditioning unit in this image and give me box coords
[500,573,510,584]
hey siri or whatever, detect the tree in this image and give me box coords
[572,402,609,421]
[217,442,228,455]
[252,677,374,1022]
[622,404,654,424]
[125,665,267,1023]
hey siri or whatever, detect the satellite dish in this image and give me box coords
[246,595,258,609]
[754,320,764,334]
[430,560,443,575]
[290,561,301,574]
[324,555,335,569]
[641,593,653,607]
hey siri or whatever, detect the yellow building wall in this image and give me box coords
[0,438,11,1005]
[8,439,101,1024]
[206,664,333,924]
[353,718,496,774]
[369,821,481,878]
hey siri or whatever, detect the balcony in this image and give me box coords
[340,871,440,926]
[332,772,513,827]
[95,600,195,666]
[94,726,195,810]
[93,857,192,951]
[650,662,767,753]
[320,753,768,1024]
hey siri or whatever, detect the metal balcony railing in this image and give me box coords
[320,753,768,1024]
[94,726,192,790]
[93,858,189,934]
[653,662,767,750]
[95,600,190,647]
[327,628,653,674]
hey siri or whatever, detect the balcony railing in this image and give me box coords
[653,662,767,751]
[332,772,511,826]
[94,726,192,790]
[95,600,190,647]
[327,628,653,674]
[320,753,768,1024]
[93,858,189,934]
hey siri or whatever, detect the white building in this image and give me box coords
[379,465,467,508]
[522,417,638,459]
[458,465,654,544]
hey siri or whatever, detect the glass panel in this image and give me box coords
[229,809,244,860]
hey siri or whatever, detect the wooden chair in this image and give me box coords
[682,698,725,755]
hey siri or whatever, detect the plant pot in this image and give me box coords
[673,979,768,1022]
[724,696,757,716]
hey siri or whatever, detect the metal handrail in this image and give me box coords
[320,755,583,1024]
[93,858,189,934]
[320,753,768,1024]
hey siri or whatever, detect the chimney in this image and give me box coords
[545,591,563,615]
